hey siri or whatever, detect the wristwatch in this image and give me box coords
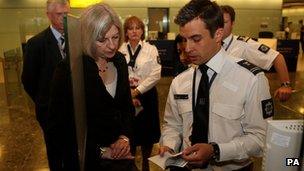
[209,142,220,161]
[281,81,291,88]
[134,88,141,96]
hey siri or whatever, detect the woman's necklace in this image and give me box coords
[99,66,108,73]
[96,58,108,73]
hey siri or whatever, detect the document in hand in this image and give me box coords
[148,152,188,170]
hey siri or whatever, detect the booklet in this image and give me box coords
[148,152,188,170]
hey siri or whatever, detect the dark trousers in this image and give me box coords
[40,124,64,171]
[38,112,79,171]
[131,144,153,171]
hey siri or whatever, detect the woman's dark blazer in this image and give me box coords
[49,52,135,170]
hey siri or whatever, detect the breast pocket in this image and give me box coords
[211,103,244,142]
[212,103,243,120]
[135,59,152,77]
[177,99,192,115]
[177,99,193,135]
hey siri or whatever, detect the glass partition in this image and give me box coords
[65,14,87,171]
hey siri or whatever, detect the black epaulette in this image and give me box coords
[237,60,263,75]
[237,36,250,42]
[251,37,258,41]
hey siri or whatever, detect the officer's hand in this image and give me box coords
[274,86,292,102]
[159,146,174,157]
[181,143,213,166]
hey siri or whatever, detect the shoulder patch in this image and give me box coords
[237,60,263,75]
[237,36,250,42]
[261,98,274,119]
[258,44,270,54]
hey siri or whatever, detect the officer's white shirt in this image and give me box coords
[160,48,272,171]
[119,40,161,94]
[223,34,278,70]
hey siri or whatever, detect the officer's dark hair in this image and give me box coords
[174,0,223,38]
[220,5,235,22]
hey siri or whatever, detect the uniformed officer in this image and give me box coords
[221,5,292,102]
[119,16,161,171]
[159,1,272,170]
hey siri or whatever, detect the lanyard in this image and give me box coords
[127,44,141,68]
[192,68,217,112]
[224,36,233,51]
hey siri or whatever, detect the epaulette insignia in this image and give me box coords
[237,60,263,75]
[237,36,250,42]
[258,44,270,54]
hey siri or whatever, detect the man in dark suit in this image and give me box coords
[21,0,73,170]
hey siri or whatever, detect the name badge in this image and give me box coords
[174,94,188,100]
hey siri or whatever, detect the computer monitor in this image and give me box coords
[262,120,303,171]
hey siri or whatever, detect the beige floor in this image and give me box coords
[0,53,303,171]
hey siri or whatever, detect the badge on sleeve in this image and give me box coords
[157,56,162,64]
[174,94,188,100]
[261,98,274,119]
[258,44,270,54]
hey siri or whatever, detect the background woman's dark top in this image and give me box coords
[49,52,135,170]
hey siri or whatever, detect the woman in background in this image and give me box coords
[119,16,161,171]
[174,34,191,76]
[49,3,136,170]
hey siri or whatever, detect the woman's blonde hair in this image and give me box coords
[80,3,122,59]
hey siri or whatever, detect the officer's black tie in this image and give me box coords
[191,64,209,145]
[127,44,141,68]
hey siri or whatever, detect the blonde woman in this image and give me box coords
[49,3,137,171]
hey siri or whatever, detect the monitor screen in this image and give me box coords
[262,120,303,171]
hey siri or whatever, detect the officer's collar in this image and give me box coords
[205,48,226,74]
[223,34,233,46]
[127,40,143,53]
